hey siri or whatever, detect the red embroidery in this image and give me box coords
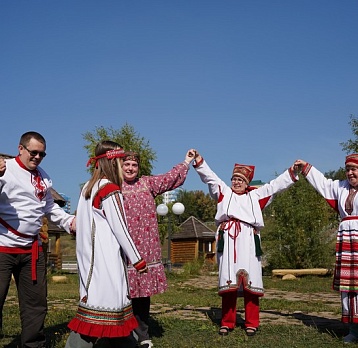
[31,170,47,200]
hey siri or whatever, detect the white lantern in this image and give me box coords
[156,203,169,216]
[172,202,185,215]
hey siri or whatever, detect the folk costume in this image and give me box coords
[0,156,74,347]
[67,178,147,341]
[193,158,298,332]
[121,154,190,345]
[66,147,147,348]
[300,155,358,326]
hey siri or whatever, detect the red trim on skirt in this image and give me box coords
[67,315,138,338]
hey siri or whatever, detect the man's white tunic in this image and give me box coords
[0,157,73,249]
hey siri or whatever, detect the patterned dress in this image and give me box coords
[122,162,189,298]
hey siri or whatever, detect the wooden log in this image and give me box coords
[272,268,332,277]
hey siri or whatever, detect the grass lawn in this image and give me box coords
[0,267,349,348]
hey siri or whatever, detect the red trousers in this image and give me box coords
[220,289,260,329]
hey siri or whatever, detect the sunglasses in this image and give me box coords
[22,144,47,158]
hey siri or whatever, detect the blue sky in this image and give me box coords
[1,1,357,211]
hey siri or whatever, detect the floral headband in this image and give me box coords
[86,148,125,168]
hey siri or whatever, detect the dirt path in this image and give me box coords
[150,274,346,336]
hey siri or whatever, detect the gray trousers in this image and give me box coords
[0,252,47,348]
[65,331,137,348]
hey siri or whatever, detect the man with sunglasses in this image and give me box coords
[0,131,76,348]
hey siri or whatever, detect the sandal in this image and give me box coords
[219,326,231,336]
[245,327,257,337]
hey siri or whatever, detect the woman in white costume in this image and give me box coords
[294,155,358,344]
[192,151,298,337]
[66,141,147,348]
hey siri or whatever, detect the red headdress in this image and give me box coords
[86,148,125,168]
[345,154,358,167]
[232,163,255,184]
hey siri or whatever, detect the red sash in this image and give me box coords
[0,217,40,281]
[342,216,358,221]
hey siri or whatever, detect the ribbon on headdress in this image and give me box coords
[86,148,125,167]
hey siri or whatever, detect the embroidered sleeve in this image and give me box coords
[93,183,121,209]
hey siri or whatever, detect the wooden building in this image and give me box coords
[171,216,216,265]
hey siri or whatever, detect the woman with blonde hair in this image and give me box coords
[66,140,147,348]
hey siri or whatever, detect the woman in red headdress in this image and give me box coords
[294,155,358,344]
[193,151,298,337]
[65,141,147,348]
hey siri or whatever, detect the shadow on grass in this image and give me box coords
[203,306,348,339]
[45,321,71,348]
[1,334,20,348]
[259,309,348,338]
[205,306,245,328]
[2,317,164,347]
[291,311,348,338]
[1,321,70,348]
[148,316,165,339]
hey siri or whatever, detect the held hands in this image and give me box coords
[185,149,198,164]
[0,158,6,177]
[291,159,307,174]
[70,217,76,235]
[185,149,202,165]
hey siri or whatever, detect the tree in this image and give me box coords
[325,168,346,180]
[176,189,217,225]
[262,177,338,271]
[83,123,156,176]
[262,114,358,270]
[341,114,358,154]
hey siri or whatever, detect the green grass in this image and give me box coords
[0,270,348,347]
[148,319,344,348]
